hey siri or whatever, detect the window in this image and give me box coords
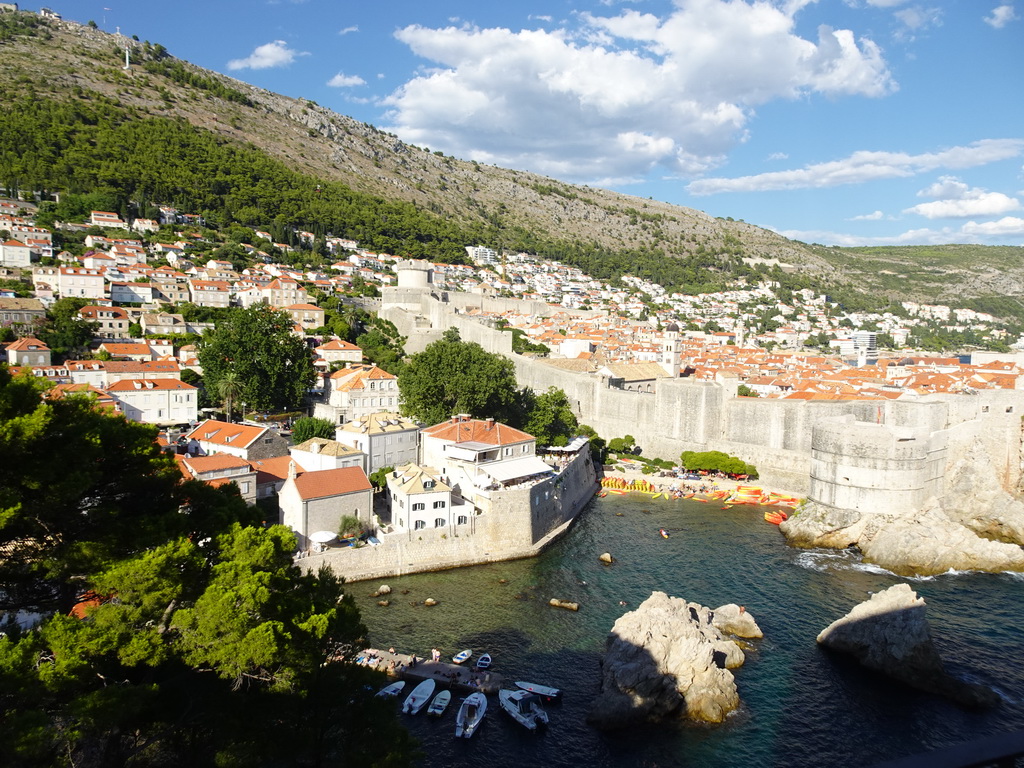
[414,520,425,530]
[240,482,250,494]
[504,447,513,456]
[434,518,445,528]
[433,500,446,509]
[412,502,425,511]
[457,515,468,525]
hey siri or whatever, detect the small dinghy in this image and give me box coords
[402,679,436,714]
[454,692,487,738]
[499,689,549,731]
[376,681,405,698]
[452,648,472,664]
[476,652,492,670]
[427,689,452,717]
[514,681,561,700]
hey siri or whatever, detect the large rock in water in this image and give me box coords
[817,584,999,709]
[588,591,747,728]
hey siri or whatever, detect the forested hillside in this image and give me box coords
[1,10,1023,317]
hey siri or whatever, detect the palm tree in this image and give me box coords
[216,371,243,423]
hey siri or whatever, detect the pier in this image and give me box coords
[357,648,503,695]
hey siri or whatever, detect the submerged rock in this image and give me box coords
[588,591,746,729]
[817,584,999,709]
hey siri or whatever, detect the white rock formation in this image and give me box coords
[817,584,999,709]
[588,591,753,728]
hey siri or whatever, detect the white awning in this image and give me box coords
[309,530,338,544]
[479,456,555,483]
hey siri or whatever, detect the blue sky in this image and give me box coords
[48,1,1023,247]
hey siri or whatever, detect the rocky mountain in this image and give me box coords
[3,12,1023,315]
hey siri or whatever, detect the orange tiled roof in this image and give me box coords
[422,416,534,446]
[293,466,371,500]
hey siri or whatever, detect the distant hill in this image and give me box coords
[1,12,1022,319]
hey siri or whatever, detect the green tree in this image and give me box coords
[398,328,518,425]
[736,384,758,397]
[291,416,336,444]
[607,434,637,454]
[0,367,414,766]
[37,297,96,361]
[522,387,578,447]
[198,305,316,413]
[369,465,394,490]
[216,369,243,423]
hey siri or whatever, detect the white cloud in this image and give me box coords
[383,1,895,182]
[338,26,358,36]
[777,225,960,246]
[687,139,1024,194]
[767,152,790,161]
[984,4,1019,28]
[893,6,942,32]
[528,15,553,22]
[227,40,304,71]
[903,176,1021,218]
[849,210,885,220]
[327,72,366,88]
[864,0,912,7]
[962,216,1024,236]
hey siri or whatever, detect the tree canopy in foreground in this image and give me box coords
[0,367,415,767]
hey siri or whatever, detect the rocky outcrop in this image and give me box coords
[711,603,763,639]
[817,584,999,709]
[782,500,1024,577]
[783,438,1024,577]
[588,592,752,728]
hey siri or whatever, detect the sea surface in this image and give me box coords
[356,492,1024,767]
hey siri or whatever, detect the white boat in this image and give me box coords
[498,689,549,731]
[376,681,405,698]
[452,648,472,664]
[402,679,436,714]
[514,681,561,699]
[427,689,452,717]
[476,652,492,669]
[454,692,487,738]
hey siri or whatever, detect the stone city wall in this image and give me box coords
[380,287,1024,502]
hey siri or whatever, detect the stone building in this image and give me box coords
[279,463,373,551]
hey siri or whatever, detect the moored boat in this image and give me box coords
[514,681,561,699]
[402,679,436,714]
[376,681,405,698]
[498,689,549,731]
[454,692,487,738]
[427,689,452,717]
[476,652,492,669]
[452,648,472,664]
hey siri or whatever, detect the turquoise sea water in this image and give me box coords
[356,493,1024,767]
